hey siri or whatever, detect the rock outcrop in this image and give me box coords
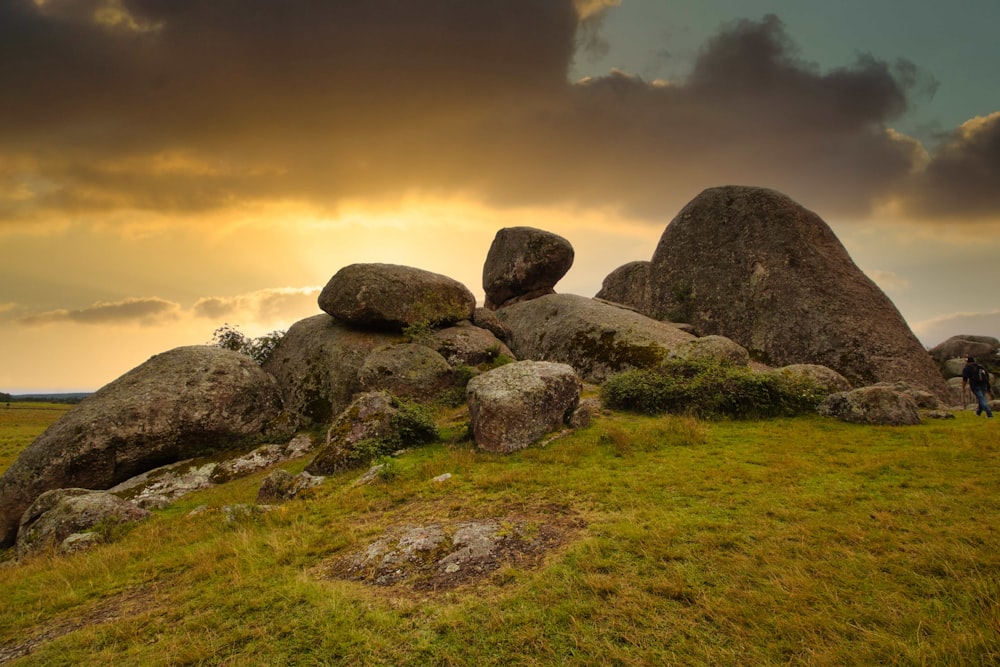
[0,346,291,548]
[603,185,949,399]
[483,227,574,310]
[319,263,476,330]
[15,489,151,558]
[497,293,696,383]
[466,361,581,453]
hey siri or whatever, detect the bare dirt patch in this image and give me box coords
[316,503,586,594]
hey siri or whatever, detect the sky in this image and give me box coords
[2,0,999,394]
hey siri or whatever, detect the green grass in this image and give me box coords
[1,407,998,665]
[0,403,72,471]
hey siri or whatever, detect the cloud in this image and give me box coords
[0,3,990,226]
[18,297,181,327]
[192,287,321,325]
[896,112,1000,220]
[911,310,1000,348]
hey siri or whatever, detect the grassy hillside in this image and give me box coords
[1,404,998,665]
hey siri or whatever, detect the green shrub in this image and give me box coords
[601,358,825,419]
[211,324,285,365]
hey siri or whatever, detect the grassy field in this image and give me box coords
[0,404,997,665]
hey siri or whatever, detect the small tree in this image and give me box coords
[211,324,285,365]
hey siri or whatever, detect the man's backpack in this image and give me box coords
[976,365,990,384]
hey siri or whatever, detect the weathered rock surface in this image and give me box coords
[765,364,852,393]
[595,260,651,314]
[615,186,949,400]
[818,386,922,425]
[358,344,455,400]
[257,469,325,503]
[497,294,696,383]
[928,335,999,366]
[319,263,476,330]
[466,361,581,453]
[307,391,435,474]
[111,435,315,509]
[483,227,574,310]
[472,307,511,343]
[262,314,397,427]
[329,514,584,590]
[668,335,750,366]
[16,489,150,559]
[0,346,291,549]
[427,322,515,367]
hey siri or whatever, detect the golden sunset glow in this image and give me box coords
[2,0,999,393]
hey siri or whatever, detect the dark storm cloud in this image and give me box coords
[18,297,181,326]
[899,112,1000,220]
[0,2,985,223]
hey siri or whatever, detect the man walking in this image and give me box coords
[962,356,994,418]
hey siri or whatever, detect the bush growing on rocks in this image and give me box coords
[600,358,826,419]
[211,324,285,365]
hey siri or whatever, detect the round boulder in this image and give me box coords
[319,263,476,330]
[427,321,515,367]
[0,345,291,549]
[766,364,852,393]
[483,227,574,310]
[818,386,922,425]
[466,361,581,453]
[668,335,750,366]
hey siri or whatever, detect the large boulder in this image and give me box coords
[358,344,455,401]
[928,335,999,366]
[319,263,476,330]
[262,314,397,427]
[15,489,151,559]
[639,186,950,400]
[466,361,581,453]
[818,386,922,425]
[483,227,574,310]
[496,293,696,383]
[0,346,291,549]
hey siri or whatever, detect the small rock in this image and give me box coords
[432,473,453,483]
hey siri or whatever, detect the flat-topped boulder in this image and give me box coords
[496,293,696,383]
[483,227,574,310]
[319,263,476,330]
[0,345,291,548]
